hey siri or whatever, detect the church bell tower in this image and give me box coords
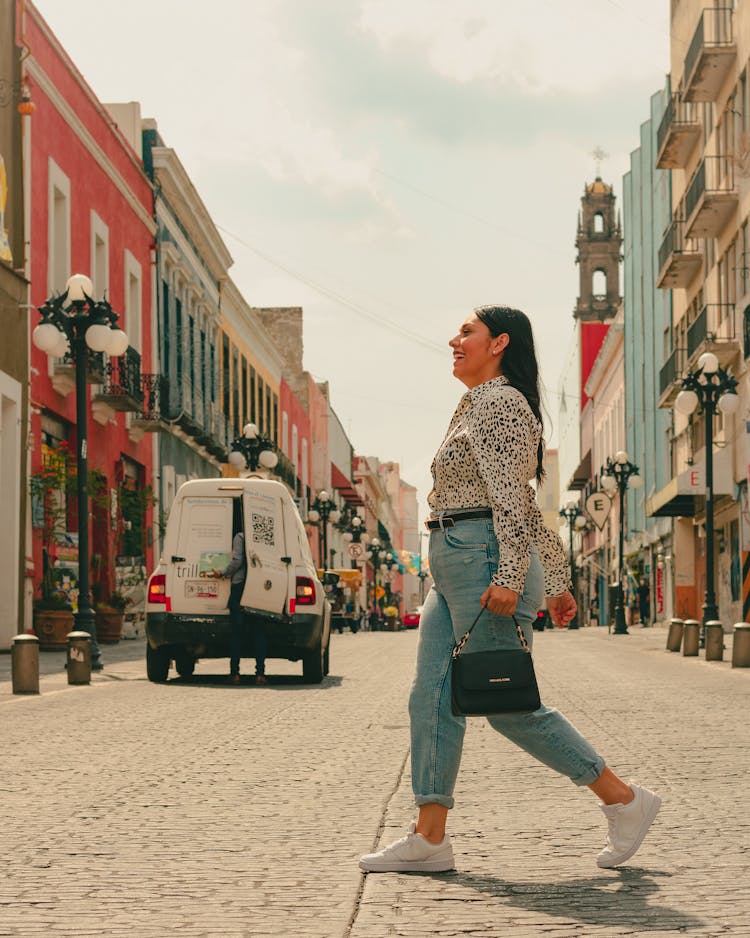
[574,177,622,322]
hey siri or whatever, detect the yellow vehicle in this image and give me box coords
[319,568,363,633]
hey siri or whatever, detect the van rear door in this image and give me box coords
[167,495,234,614]
[241,489,288,617]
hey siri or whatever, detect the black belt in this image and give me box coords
[425,508,493,529]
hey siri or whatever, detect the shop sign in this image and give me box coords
[655,564,665,617]
[585,491,612,531]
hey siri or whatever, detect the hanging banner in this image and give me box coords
[585,491,612,531]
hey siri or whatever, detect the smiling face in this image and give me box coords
[449,314,509,388]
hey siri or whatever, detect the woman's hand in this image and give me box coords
[546,591,577,627]
[479,584,519,616]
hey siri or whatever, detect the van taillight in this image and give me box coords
[148,574,167,605]
[295,577,316,606]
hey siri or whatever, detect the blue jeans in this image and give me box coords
[409,517,605,809]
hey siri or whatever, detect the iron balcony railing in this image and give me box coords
[274,450,298,491]
[687,303,735,358]
[656,94,699,159]
[55,348,106,383]
[685,156,735,224]
[684,7,734,92]
[659,347,686,397]
[100,347,143,409]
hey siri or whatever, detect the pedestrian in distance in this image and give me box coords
[359,305,662,874]
[638,578,651,628]
[213,500,267,684]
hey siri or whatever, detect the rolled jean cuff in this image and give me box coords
[570,757,607,787]
[415,793,454,809]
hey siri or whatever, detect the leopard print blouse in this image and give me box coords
[428,374,570,596]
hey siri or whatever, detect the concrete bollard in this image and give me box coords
[704,620,724,661]
[11,634,40,694]
[66,631,92,685]
[682,619,700,656]
[731,623,750,668]
[666,617,684,652]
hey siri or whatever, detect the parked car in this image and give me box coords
[145,478,331,683]
[403,606,422,629]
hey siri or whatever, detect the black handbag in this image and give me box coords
[451,608,541,716]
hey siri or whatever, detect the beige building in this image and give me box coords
[652,0,749,625]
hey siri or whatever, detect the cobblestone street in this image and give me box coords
[2,625,748,937]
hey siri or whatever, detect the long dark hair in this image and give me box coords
[474,305,545,484]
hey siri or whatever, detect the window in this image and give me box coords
[594,212,604,234]
[292,424,299,469]
[232,347,240,435]
[161,280,170,372]
[124,251,141,352]
[175,299,183,385]
[273,393,279,443]
[222,333,230,416]
[282,411,289,455]
[301,438,309,489]
[257,377,264,432]
[200,329,207,403]
[241,357,248,427]
[47,159,70,296]
[265,385,271,436]
[592,269,607,297]
[90,211,109,298]
[250,367,257,425]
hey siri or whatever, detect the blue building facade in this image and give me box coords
[622,88,674,624]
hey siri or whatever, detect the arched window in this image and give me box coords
[282,411,289,455]
[592,269,607,298]
[594,212,604,234]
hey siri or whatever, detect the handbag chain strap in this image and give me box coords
[452,607,530,659]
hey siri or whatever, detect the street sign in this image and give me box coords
[585,491,612,531]
[348,542,364,559]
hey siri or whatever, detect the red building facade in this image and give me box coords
[22,2,155,619]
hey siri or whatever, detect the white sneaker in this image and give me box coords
[597,783,662,868]
[358,822,455,873]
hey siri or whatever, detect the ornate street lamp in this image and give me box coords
[600,451,643,635]
[366,536,386,629]
[559,502,587,629]
[32,274,130,670]
[306,490,341,571]
[674,351,739,645]
[228,423,279,473]
[383,551,398,604]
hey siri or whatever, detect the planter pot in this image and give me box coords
[385,615,398,631]
[95,610,123,644]
[33,609,75,650]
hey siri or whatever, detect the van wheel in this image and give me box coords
[175,655,196,678]
[323,640,330,676]
[147,644,170,683]
[302,642,325,683]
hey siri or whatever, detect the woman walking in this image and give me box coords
[359,305,661,874]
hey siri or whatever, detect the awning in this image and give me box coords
[646,449,733,518]
[331,462,364,506]
[567,450,592,491]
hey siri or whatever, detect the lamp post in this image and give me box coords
[366,537,386,629]
[559,502,587,629]
[341,513,365,569]
[306,490,341,572]
[600,451,643,635]
[383,551,398,604]
[229,423,279,474]
[32,274,130,670]
[674,351,739,645]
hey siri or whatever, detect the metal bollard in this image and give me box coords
[666,617,684,652]
[11,634,40,694]
[682,619,700,656]
[704,620,724,661]
[731,623,750,668]
[66,631,92,685]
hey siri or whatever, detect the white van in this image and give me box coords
[145,478,331,683]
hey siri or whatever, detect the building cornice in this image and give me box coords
[151,147,232,279]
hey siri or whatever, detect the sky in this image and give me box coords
[34,0,671,518]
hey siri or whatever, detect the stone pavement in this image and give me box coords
[2,624,749,937]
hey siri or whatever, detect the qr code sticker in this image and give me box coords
[252,512,275,547]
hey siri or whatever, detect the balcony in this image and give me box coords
[656,95,702,169]
[94,347,143,412]
[683,7,736,103]
[50,349,106,396]
[656,220,702,289]
[274,451,298,491]
[686,303,739,366]
[203,405,230,459]
[659,347,687,406]
[684,156,737,238]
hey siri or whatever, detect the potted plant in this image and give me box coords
[33,588,75,649]
[95,590,130,644]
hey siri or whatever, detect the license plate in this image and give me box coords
[185,580,219,600]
